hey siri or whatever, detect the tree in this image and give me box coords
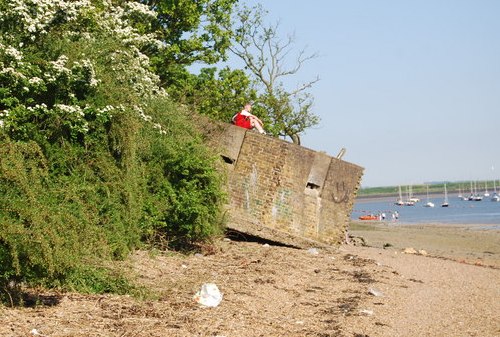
[139,0,238,86]
[228,4,320,144]
[166,66,257,122]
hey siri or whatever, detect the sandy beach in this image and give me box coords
[349,221,500,268]
[1,223,499,336]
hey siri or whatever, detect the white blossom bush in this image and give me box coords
[0,0,165,139]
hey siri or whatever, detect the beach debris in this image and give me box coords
[360,309,374,316]
[262,243,270,248]
[403,247,417,254]
[193,283,223,307]
[181,264,188,269]
[403,247,429,255]
[368,288,384,297]
[30,329,46,337]
[307,248,320,255]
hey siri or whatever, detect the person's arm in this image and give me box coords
[242,111,263,125]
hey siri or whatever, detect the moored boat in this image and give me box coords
[491,180,500,202]
[395,185,404,205]
[424,185,434,207]
[441,184,449,207]
[359,214,379,221]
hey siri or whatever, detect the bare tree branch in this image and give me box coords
[227,4,321,143]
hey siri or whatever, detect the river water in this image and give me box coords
[352,194,500,226]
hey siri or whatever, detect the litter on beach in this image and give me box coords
[193,283,223,307]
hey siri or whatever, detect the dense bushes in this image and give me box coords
[0,102,225,297]
[0,0,226,298]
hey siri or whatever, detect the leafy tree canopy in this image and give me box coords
[139,0,238,86]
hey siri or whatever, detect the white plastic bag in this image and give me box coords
[193,283,223,307]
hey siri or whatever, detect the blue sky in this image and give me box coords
[237,0,500,187]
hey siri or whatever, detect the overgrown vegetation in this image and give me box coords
[0,0,226,300]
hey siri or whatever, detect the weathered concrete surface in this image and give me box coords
[202,121,364,248]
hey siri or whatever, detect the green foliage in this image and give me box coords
[0,0,226,298]
[64,265,139,295]
[137,99,226,249]
[140,0,238,85]
[0,138,111,290]
[254,89,320,143]
[167,66,257,123]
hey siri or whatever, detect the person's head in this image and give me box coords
[244,102,252,112]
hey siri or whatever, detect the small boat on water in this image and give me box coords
[395,185,404,205]
[484,181,490,197]
[441,184,449,207]
[458,185,468,200]
[424,185,435,207]
[404,185,417,206]
[359,214,379,221]
[491,180,500,202]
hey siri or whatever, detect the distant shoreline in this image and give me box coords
[356,191,458,203]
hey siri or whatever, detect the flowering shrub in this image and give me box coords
[0,0,225,296]
[0,0,164,138]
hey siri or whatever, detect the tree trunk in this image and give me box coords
[290,134,301,145]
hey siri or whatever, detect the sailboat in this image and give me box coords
[468,181,474,200]
[458,185,468,200]
[395,185,404,206]
[484,181,490,197]
[424,185,435,207]
[473,181,483,201]
[441,184,449,207]
[407,185,420,203]
[491,180,500,202]
[405,185,417,206]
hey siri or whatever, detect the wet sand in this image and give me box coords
[349,221,500,268]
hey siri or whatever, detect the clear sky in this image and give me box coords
[239,0,500,187]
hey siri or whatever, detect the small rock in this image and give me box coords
[307,248,319,255]
[368,288,384,297]
[403,247,417,254]
[418,249,428,256]
[360,309,374,316]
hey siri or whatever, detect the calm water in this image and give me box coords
[352,194,500,226]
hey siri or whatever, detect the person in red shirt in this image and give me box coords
[232,103,266,134]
